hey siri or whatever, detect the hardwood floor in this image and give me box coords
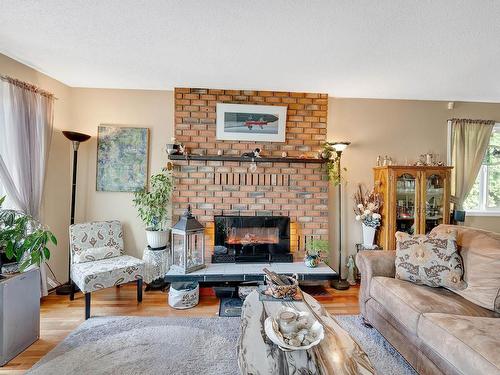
[1,283,360,374]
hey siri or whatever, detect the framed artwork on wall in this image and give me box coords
[96,125,149,192]
[216,103,287,142]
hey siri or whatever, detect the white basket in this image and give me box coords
[168,282,199,309]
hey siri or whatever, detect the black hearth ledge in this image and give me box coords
[168,154,326,164]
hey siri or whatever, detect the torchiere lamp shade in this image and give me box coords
[62,131,91,143]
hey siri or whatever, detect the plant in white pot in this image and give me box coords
[133,169,173,249]
[353,185,383,248]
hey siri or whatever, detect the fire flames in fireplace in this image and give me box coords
[213,215,292,263]
[226,227,279,246]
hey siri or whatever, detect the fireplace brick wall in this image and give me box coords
[172,88,329,259]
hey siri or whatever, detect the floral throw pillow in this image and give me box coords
[395,230,467,290]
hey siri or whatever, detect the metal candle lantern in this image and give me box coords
[171,205,206,274]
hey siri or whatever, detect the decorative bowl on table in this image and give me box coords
[264,307,324,351]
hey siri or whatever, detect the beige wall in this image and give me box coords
[328,98,500,273]
[69,88,173,260]
[0,54,73,283]
[2,52,500,282]
[1,54,173,281]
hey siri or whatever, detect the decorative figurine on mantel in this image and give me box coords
[166,137,186,156]
[241,148,261,173]
[241,147,261,158]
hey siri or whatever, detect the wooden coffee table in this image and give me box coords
[238,290,375,375]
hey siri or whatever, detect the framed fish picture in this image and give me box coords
[96,125,149,192]
[216,103,287,142]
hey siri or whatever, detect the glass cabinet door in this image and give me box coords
[423,173,446,234]
[396,173,418,235]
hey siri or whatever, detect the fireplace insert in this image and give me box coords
[213,216,292,263]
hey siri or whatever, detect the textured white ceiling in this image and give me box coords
[1,1,500,101]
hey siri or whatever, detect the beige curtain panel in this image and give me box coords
[450,118,495,210]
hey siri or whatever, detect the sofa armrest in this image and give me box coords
[356,250,396,318]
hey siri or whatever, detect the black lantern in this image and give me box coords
[171,205,206,274]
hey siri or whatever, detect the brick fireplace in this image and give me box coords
[171,88,329,261]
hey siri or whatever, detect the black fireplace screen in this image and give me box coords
[213,216,291,263]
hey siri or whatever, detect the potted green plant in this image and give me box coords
[0,196,57,274]
[305,239,329,268]
[133,169,173,249]
[320,142,346,186]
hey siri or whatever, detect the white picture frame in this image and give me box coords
[216,103,287,142]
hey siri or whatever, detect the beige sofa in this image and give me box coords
[356,225,500,375]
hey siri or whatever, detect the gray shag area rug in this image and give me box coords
[28,317,241,375]
[29,315,416,375]
[336,315,417,375]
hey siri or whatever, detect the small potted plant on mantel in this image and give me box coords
[305,239,329,268]
[0,196,57,276]
[133,169,173,249]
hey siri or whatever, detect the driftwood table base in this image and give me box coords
[238,291,375,375]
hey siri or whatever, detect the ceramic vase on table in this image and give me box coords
[304,254,320,268]
[362,223,376,247]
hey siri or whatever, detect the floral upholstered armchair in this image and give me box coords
[69,220,145,319]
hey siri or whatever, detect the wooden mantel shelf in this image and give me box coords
[168,154,327,164]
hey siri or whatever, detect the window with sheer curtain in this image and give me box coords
[0,75,55,296]
[463,123,500,213]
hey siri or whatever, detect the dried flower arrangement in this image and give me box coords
[353,185,383,228]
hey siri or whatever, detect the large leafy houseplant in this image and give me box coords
[0,196,57,272]
[133,169,173,248]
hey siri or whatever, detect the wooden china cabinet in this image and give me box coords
[374,165,453,250]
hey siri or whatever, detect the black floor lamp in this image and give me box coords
[329,141,351,291]
[56,131,91,295]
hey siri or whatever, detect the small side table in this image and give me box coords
[143,246,170,290]
[355,243,381,281]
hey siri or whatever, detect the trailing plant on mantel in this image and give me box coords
[0,196,57,271]
[320,143,346,186]
[133,169,173,231]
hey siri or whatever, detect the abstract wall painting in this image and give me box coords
[96,125,149,192]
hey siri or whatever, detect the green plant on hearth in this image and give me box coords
[133,169,173,231]
[321,142,346,186]
[306,239,329,258]
[0,196,57,271]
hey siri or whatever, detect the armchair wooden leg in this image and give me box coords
[85,292,91,320]
[70,281,76,301]
[137,279,143,303]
